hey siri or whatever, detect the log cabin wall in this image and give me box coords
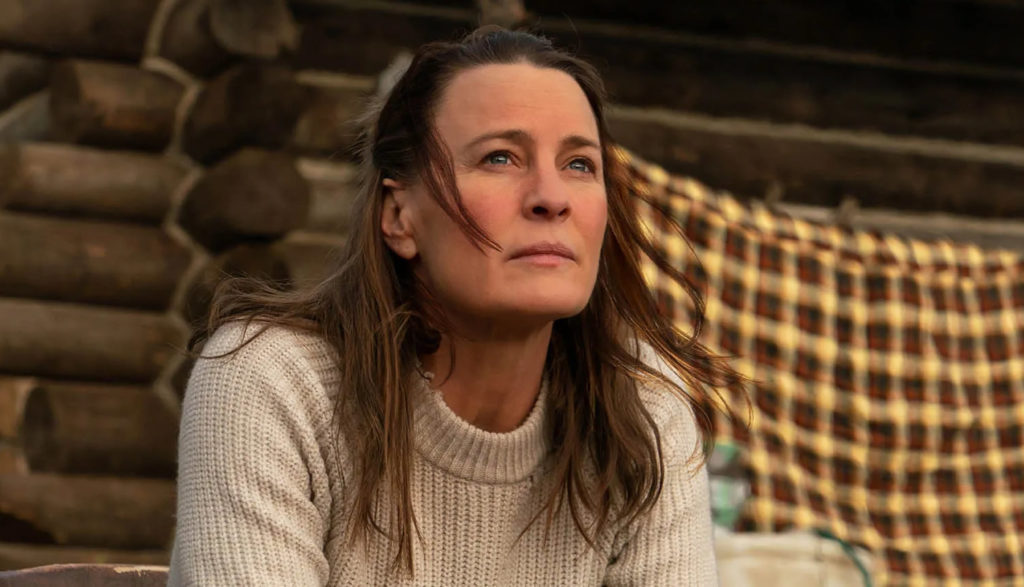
[0,0,1021,570]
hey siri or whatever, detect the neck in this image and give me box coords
[421,321,552,433]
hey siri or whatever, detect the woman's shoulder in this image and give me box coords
[630,339,706,463]
[188,319,342,411]
[201,319,338,378]
[203,319,334,363]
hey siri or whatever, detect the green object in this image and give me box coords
[707,441,748,530]
[813,528,873,587]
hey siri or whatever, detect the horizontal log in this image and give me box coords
[183,64,311,163]
[779,203,1024,254]
[0,142,186,223]
[290,2,1024,146]
[0,473,175,549]
[0,563,168,586]
[291,3,467,76]
[0,298,184,382]
[177,149,311,251]
[608,107,1024,218]
[518,0,1024,69]
[0,543,167,572]
[0,377,177,477]
[542,23,1024,147]
[0,52,50,111]
[0,0,158,61]
[0,212,191,310]
[50,60,185,151]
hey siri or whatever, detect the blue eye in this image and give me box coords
[486,152,512,165]
[568,158,593,173]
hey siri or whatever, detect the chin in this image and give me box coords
[504,295,591,321]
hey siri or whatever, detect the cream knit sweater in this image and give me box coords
[168,321,718,586]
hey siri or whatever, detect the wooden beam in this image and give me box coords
[0,298,184,382]
[0,0,159,61]
[0,143,186,223]
[409,0,1024,68]
[177,149,311,251]
[608,106,1024,218]
[539,21,1024,148]
[288,2,1024,147]
[0,378,177,477]
[0,543,167,572]
[0,563,168,585]
[0,473,174,549]
[0,212,191,310]
[290,2,470,76]
[49,60,185,152]
[183,64,311,163]
[779,202,1024,253]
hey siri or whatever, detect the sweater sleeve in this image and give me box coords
[168,323,331,587]
[603,381,719,586]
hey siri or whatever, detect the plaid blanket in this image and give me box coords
[623,149,1024,585]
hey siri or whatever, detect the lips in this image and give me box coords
[508,242,576,261]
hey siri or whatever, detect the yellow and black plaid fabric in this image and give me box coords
[624,149,1024,585]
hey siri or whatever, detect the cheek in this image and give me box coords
[456,181,517,234]
[581,195,609,245]
[413,195,496,281]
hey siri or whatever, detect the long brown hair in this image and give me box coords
[190,26,745,574]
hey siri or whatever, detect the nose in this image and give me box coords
[523,166,570,221]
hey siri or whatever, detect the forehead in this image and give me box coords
[434,63,599,145]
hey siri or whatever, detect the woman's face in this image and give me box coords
[382,63,608,331]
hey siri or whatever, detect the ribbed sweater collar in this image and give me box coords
[411,374,550,484]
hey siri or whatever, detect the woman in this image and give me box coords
[169,27,742,586]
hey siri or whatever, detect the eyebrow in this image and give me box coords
[464,129,600,152]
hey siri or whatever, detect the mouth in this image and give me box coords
[508,242,576,262]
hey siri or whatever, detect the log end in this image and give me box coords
[178,149,312,251]
[158,0,235,78]
[183,64,312,163]
[210,0,301,59]
[49,60,184,151]
[182,243,292,325]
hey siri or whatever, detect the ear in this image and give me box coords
[381,178,419,260]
